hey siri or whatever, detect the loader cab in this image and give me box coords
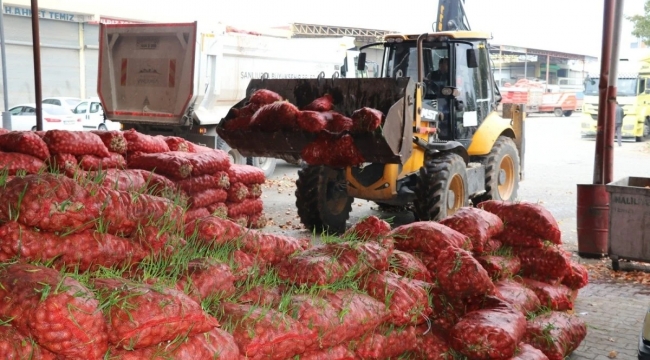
[376,33,496,145]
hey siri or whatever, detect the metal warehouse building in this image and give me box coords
[0,3,143,106]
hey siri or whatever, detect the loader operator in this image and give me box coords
[426,57,450,88]
[425,57,452,138]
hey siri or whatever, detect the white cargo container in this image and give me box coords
[98,21,359,176]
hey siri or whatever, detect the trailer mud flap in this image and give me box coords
[217,78,415,164]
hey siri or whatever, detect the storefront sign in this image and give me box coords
[3,5,92,22]
[88,17,142,25]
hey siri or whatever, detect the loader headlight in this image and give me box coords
[199,127,207,134]
[441,87,460,97]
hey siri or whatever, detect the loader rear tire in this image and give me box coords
[414,152,468,221]
[475,136,520,203]
[295,165,353,234]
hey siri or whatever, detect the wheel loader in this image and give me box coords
[217,0,525,234]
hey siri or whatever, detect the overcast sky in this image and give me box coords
[25,0,650,57]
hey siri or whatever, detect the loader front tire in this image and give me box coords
[475,136,520,203]
[296,165,353,234]
[414,152,468,221]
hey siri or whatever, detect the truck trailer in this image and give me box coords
[97,22,359,177]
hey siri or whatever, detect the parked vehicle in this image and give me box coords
[582,57,650,141]
[8,103,83,131]
[499,79,577,117]
[42,97,83,113]
[72,98,121,131]
[97,22,359,178]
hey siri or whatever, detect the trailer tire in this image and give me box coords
[554,108,563,117]
[217,138,246,165]
[295,165,352,234]
[474,136,520,204]
[413,152,468,221]
[563,110,573,117]
[252,157,277,178]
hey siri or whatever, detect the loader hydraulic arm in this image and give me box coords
[434,0,471,32]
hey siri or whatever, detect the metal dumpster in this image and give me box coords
[606,177,650,270]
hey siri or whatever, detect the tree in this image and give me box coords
[628,0,650,44]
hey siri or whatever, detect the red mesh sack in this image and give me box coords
[514,245,571,283]
[302,134,365,168]
[477,255,522,280]
[237,285,283,307]
[175,150,230,176]
[300,345,356,360]
[390,221,471,257]
[344,215,391,241]
[483,239,504,254]
[176,258,236,302]
[440,207,504,253]
[450,300,527,360]
[304,94,334,112]
[351,107,383,133]
[0,151,46,175]
[92,169,175,196]
[218,302,314,360]
[523,312,587,360]
[232,249,268,281]
[434,247,497,299]
[122,129,170,153]
[0,264,108,359]
[0,221,147,271]
[361,271,432,326]
[238,232,309,265]
[78,152,126,171]
[495,225,546,248]
[429,290,469,331]
[228,164,265,184]
[109,328,239,360]
[297,110,329,132]
[351,325,417,359]
[183,207,210,224]
[413,327,451,360]
[250,101,300,131]
[163,136,193,152]
[127,152,193,179]
[0,324,57,360]
[48,152,77,172]
[189,188,227,209]
[207,202,228,218]
[389,250,432,282]
[96,188,183,237]
[287,290,389,350]
[496,279,541,314]
[276,247,347,285]
[33,130,46,138]
[512,343,550,360]
[249,89,283,106]
[520,278,575,311]
[561,261,589,290]
[228,181,249,203]
[224,115,253,131]
[0,174,100,233]
[0,128,8,135]
[131,225,180,256]
[91,130,127,154]
[248,213,267,229]
[302,134,330,165]
[177,172,230,195]
[184,215,248,246]
[93,278,218,350]
[227,198,264,218]
[247,183,262,198]
[478,201,561,244]
[0,131,50,160]
[327,113,354,133]
[43,130,110,157]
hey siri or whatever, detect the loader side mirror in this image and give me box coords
[357,53,367,71]
[466,49,478,68]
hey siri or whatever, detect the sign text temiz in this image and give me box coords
[3,5,89,23]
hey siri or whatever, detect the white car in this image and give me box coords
[42,97,83,113]
[8,103,84,131]
[73,98,121,131]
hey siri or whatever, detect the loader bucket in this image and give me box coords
[216,77,415,164]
